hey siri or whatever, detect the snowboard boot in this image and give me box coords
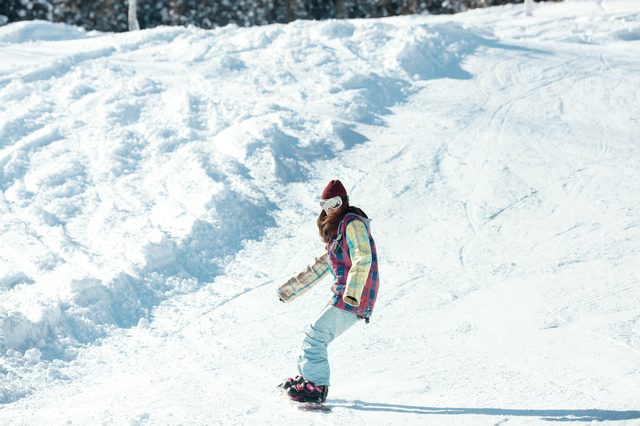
[286,379,329,403]
[280,374,304,392]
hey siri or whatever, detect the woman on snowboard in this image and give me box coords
[277,179,379,404]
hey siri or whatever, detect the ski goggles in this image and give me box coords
[319,196,348,212]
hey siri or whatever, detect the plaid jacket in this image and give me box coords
[277,214,379,320]
[327,214,379,319]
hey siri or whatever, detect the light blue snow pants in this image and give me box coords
[296,305,358,387]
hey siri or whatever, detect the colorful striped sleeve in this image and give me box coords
[344,219,372,306]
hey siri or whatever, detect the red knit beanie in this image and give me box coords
[321,180,348,200]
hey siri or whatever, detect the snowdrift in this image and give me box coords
[0,15,487,360]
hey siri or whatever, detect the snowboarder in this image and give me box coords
[277,179,379,404]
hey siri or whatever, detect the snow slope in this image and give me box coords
[1,0,640,424]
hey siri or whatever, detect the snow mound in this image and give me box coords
[0,17,497,373]
[0,20,88,44]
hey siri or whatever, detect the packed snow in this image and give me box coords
[1,0,639,424]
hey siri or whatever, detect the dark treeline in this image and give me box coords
[1,0,551,32]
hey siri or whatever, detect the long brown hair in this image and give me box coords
[317,204,368,243]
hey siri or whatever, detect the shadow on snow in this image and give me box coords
[330,400,640,422]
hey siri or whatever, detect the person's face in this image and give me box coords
[326,206,339,216]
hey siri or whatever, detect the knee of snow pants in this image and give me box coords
[296,305,358,387]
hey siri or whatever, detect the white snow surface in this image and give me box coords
[1,0,640,424]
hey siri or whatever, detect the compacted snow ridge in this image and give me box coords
[1,0,639,424]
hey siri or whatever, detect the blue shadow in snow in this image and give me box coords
[329,400,640,422]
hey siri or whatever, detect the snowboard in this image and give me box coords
[277,383,332,412]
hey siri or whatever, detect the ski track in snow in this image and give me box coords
[1,0,640,424]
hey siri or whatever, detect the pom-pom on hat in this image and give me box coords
[321,180,348,200]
